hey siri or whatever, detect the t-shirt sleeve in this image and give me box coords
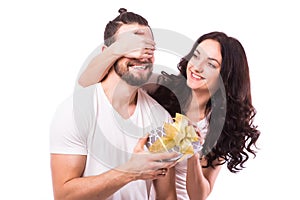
[49,96,88,155]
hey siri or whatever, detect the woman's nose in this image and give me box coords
[192,59,206,72]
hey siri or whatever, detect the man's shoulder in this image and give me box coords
[52,85,97,120]
[137,88,171,128]
[52,95,73,119]
[138,88,160,104]
[51,87,98,135]
[138,88,168,114]
[50,94,90,155]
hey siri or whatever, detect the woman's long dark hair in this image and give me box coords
[150,31,260,172]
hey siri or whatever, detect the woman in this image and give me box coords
[79,30,260,199]
[151,32,260,199]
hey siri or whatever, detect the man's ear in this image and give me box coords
[101,45,107,52]
[150,55,155,64]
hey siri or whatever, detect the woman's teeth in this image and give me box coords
[191,72,201,79]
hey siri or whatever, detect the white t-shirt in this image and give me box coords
[50,83,171,200]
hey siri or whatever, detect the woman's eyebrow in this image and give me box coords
[208,57,221,66]
[195,49,221,66]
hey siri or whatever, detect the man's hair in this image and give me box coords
[104,8,150,46]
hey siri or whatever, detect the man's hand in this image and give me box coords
[117,135,178,180]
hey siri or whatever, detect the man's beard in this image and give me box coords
[114,61,153,86]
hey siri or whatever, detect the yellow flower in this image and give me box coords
[149,113,199,155]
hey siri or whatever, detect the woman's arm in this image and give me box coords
[153,166,177,200]
[78,43,121,87]
[186,154,222,200]
[78,29,155,87]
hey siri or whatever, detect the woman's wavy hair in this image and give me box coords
[151,31,260,172]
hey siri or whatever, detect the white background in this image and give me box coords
[0,0,299,199]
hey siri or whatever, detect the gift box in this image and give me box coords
[146,113,203,162]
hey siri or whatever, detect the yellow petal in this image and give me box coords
[185,125,199,142]
[163,123,178,139]
[161,137,176,150]
[149,136,176,153]
[180,139,194,155]
[174,113,189,132]
[173,131,185,146]
[150,113,198,157]
[183,145,194,155]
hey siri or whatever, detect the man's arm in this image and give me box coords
[51,154,135,200]
[51,137,179,200]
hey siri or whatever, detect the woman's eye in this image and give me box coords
[208,63,216,69]
[193,54,198,58]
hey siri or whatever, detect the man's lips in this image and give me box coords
[128,62,151,71]
[129,65,148,70]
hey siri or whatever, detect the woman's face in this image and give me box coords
[186,39,222,95]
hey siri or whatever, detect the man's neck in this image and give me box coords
[101,71,138,119]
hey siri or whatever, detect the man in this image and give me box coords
[50,9,178,200]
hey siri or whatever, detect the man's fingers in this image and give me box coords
[150,160,177,171]
[150,151,180,162]
[133,134,149,153]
